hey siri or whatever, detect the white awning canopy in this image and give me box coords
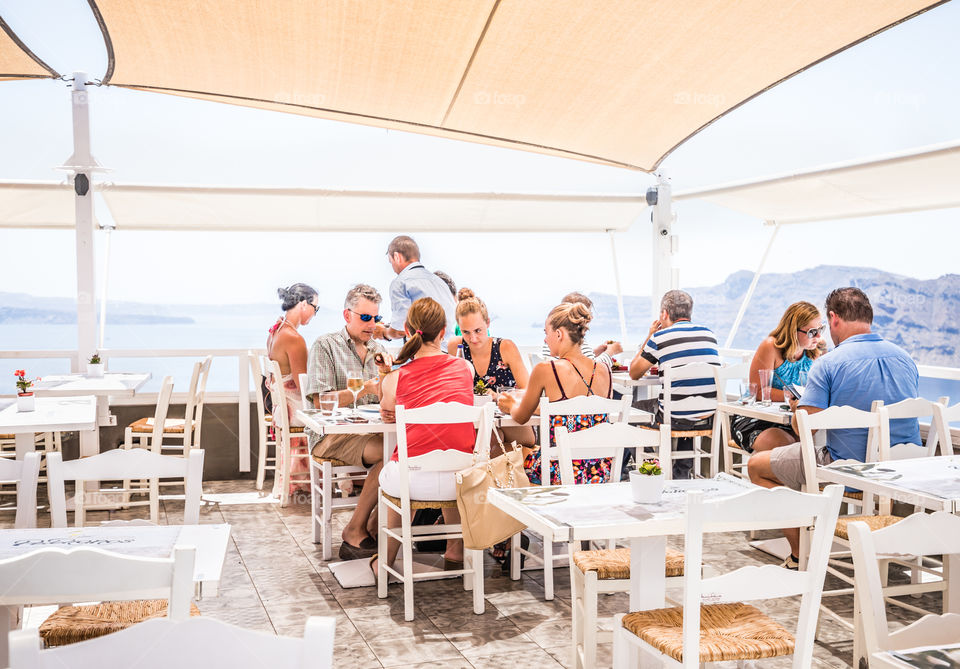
[674,141,960,224]
[0,181,647,232]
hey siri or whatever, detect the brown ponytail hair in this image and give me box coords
[547,302,592,345]
[455,287,489,323]
[395,297,447,365]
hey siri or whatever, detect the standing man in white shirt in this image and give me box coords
[373,235,457,343]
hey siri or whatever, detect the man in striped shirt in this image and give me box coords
[629,290,721,478]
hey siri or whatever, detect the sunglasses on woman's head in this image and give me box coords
[349,309,382,323]
[798,325,826,338]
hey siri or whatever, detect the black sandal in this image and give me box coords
[490,534,529,569]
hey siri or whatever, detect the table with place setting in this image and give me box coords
[817,454,960,513]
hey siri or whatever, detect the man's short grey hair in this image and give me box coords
[344,284,382,310]
[660,290,694,321]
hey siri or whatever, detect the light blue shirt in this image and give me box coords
[800,333,920,461]
[388,263,457,338]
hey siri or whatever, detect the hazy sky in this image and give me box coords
[1,0,958,319]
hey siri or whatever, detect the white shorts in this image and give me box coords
[379,450,473,501]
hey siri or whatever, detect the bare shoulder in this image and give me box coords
[499,338,521,355]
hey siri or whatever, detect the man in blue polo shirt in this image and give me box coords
[749,287,919,567]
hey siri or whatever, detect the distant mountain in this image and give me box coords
[589,265,960,367]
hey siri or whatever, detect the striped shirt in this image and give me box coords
[641,321,721,421]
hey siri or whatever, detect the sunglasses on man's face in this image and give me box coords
[350,309,382,323]
[798,325,826,338]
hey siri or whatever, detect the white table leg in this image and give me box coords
[14,433,33,460]
[629,536,666,611]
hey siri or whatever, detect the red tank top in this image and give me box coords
[393,355,475,461]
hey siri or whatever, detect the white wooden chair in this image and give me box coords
[310,443,368,561]
[265,359,311,506]
[933,400,960,456]
[644,361,722,481]
[1,433,60,508]
[9,615,335,669]
[121,376,175,509]
[0,452,40,528]
[47,448,205,527]
[123,356,212,455]
[612,484,843,668]
[710,361,753,480]
[0,546,195,658]
[558,422,683,669]
[848,512,960,668]
[248,351,278,490]
[377,401,493,621]
[874,396,948,459]
[515,394,630,601]
[298,372,310,410]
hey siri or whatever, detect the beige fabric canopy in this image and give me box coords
[90,0,944,172]
[674,141,960,224]
[0,181,645,232]
[0,17,58,80]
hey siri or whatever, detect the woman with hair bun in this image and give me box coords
[375,297,475,571]
[266,283,318,495]
[497,302,614,485]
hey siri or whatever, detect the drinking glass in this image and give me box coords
[346,375,363,416]
[739,381,758,405]
[798,371,808,388]
[319,391,338,417]
[758,369,773,406]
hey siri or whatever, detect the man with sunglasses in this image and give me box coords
[374,235,457,343]
[306,283,392,559]
[749,287,920,569]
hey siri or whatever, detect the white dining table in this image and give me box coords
[0,396,97,460]
[871,642,960,668]
[0,522,231,664]
[817,454,960,513]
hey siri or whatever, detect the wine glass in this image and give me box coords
[346,375,363,416]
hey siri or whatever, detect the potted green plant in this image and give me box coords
[629,458,664,503]
[473,378,493,405]
[14,369,37,412]
[87,352,104,378]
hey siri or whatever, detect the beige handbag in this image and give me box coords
[455,435,531,550]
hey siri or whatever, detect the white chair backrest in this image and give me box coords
[394,402,494,503]
[298,372,310,410]
[538,394,629,483]
[661,361,721,427]
[190,356,213,448]
[0,545,195,617]
[871,397,947,459]
[181,361,202,445]
[47,449,205,527]
[849,512,960,657]
[9,615,335,669]
[795,406,890,492]
[933,401,960,457]
[149,376,176,449]
[266,359,292,441]
[248,351,267,419]
[713,361,751,402]
[554,422,661,485]
[0,452,40,528]
[678,485,843,669]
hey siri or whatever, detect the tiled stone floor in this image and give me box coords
[6,479,943,668]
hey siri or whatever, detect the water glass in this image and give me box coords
[319,391,338,417]
[758,369,773,406]
[739,381,758,405]
[798,371,808,388]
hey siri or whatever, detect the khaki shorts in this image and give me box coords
[768,441,833,491]
[311,433,381,468]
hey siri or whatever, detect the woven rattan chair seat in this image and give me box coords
[288,425,305,433]
[834,514,901,540]
[818,482,863,500]
[311,453,351,468]
[639,424,713,438]
[573,547,685,579]
[264,414,273,423]
[128,417,195,434]
[381,491,457,510]
[622,602,795,663]
[0,433,13,440]
[39,599,201,646]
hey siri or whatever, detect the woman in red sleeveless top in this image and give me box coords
[376,298,475,571]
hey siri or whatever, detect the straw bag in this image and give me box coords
[455,435,530,550]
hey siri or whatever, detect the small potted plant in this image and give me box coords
[87,352,104,378]
[14,369,37,412]
[629,458,664,503]
[473,378,493,405]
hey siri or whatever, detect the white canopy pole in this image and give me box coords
[97,227,112,350]
[607,229,629,343]
[60,72,101,371]
[723,222,781,349]
[650,173,674,319]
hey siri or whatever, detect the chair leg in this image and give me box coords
[280,434,291,507]
[570,558,585,669]
[583,572,599,669]
[463,550,473,591]
[149,477,160,524]
[611,615,628,669]
[401,504,415,621]
[309,460,321,545]
[471,549,485,614]
[377,494,388,600]
[510,533,521,581]
[256,426,267,490]
[321,462,333,560]
[693,437,702,478]
[544,538,555,601]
